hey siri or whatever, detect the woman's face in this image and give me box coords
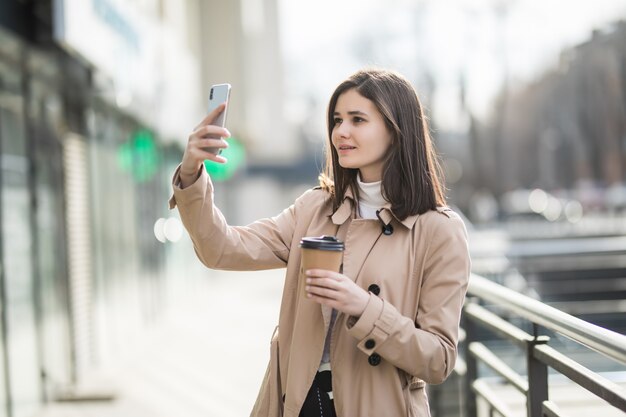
[331,89,393,183]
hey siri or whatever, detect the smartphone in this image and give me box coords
[204,83,231,154]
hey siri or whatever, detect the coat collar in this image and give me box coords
[330,186,420,229]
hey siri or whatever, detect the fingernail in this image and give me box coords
[305,286,310,291]
[224,128,231,136]
[306,278,311,283]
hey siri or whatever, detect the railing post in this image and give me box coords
[462,300,478,417]
[526,326,550,417]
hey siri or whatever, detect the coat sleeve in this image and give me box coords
[346,211,470,384]
[169,164,304,271]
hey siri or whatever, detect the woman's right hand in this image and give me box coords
[179,103,231,188]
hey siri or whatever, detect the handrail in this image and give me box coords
[533,344,626,410]
[472,379,514,416]
[469,342,529,393]
[468,273,626,364]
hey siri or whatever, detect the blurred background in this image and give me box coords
[0,0,625,416]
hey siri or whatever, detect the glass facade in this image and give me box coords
[0,34,40,417]
[0,23,170,417]
[27,47,72,402]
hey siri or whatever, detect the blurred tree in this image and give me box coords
[465,20,626,213]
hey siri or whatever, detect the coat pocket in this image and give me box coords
[250,326,283,417]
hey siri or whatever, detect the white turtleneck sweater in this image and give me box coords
[319,174,386,368]
[356,174,387,219]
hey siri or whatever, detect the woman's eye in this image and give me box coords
[333,118,342,125]
[353,117,365,123]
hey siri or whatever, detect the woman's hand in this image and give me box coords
[305,269,370,317]
[180,103,231,188]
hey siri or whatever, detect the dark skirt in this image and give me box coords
[298,368,337,417]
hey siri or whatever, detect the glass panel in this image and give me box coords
[30,75,72,398]
[89,115,141,359]
[0,77,40,417]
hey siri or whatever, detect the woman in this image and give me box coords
[169,69,470,417]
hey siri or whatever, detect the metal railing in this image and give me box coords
[461,273,626,417]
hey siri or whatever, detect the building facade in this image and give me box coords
[0,1,209,416]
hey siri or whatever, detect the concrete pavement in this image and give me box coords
[35,269,284,417]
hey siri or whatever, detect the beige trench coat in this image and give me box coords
[169,165,471,417]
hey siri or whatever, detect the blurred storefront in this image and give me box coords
[0,1,206,416]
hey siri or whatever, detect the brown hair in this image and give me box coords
[319,68,446,220]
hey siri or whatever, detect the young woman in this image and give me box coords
[170,69,470,417]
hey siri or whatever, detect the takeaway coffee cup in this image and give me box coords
[299,235,345,299]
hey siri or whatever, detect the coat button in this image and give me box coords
[382,224,394,235]
[365,339,376,349]
[368,353,381,366]
[368,284,380,295]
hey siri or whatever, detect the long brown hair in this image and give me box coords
[319,68,446,220]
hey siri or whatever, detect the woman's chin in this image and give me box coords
[337,160,359,170]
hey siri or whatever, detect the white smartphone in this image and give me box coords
[205,83,231,154]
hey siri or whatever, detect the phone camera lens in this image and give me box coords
[209,88,214,99]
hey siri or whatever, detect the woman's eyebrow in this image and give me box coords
[333,110,368,116]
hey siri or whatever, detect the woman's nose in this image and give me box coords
[335,122,350,137]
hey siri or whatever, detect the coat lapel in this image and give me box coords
[330,191,385,285]
[342,220,383,285]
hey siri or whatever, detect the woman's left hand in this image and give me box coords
[305,269,370,317]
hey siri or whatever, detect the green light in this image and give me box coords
[204,136,246,181]
[117,129,160,182]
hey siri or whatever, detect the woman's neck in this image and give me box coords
[358,168,381,183]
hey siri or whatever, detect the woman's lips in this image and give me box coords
[337,145,356,154]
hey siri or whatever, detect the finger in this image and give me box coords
[196,149,228,164]
[307,292,338,306]
[198,138,229,150]
[194,125,231,139]
[306,284,339,299]
[190,143,228,164]
[194,103,227,129]
[306,277,339,290]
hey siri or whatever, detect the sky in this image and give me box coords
[278,0,626,131]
